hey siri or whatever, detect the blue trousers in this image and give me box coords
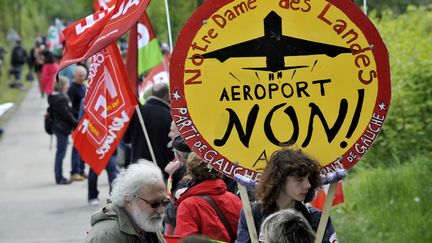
[71,146,85,175]
[11,64,23,81]
[88,155,118,200]
[54,130,68,183]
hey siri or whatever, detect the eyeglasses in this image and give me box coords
[135,196,170,209]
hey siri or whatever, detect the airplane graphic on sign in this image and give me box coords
[202,11,352,79]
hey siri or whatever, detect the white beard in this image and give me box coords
[130,201,164,232]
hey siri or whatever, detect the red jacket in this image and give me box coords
[174,179,242,242]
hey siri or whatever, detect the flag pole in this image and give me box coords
[134,105,158,164]
[163,0,173,54]
[363,0,367,15]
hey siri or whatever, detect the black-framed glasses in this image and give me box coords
[135,196,170,209]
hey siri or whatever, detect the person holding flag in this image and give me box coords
[236,147,338,243]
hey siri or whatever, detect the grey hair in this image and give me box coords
[73,65,88,76]
[54,76,69,92]
[261,209,315,243]
[110,159,164,207]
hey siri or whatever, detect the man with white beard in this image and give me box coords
[85,160,168,243]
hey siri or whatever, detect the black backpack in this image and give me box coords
[44,107,53,135]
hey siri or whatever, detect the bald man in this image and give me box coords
[68,64,88,181]
[124,83,174,179]
[68,65,87,118]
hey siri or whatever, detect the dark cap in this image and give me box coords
[172,136,191,153]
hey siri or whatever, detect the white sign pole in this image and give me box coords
[134,105,157,164]
[163,0,174,54]
[364,0,368,15]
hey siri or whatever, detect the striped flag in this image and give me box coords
[137,12,163,76]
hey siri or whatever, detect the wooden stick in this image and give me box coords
[238,182,259,243]
[314,182,337,243]
[134,105,157,164]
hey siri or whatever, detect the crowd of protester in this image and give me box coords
[2,31,339,243]
[81,80,339,242]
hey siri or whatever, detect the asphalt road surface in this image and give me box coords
[0,82,112,243]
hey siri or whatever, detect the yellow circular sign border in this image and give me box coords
[170,0,391,179]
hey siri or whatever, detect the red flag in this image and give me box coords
[59,0,150,71]
[93,0,116,12]
[126,22,139,97]
[72,43,137,174]
[311,181,345,210]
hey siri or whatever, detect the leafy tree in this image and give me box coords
[147,0,198,46]
[363,6,432,166]
[0,0,92,46]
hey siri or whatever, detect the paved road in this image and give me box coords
[0,82,111,243]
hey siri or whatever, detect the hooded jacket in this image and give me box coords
[85,203,166,243]
[174,179,242,242]
[48,92,77,135]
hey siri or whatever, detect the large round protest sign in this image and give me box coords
[170,0,390,179]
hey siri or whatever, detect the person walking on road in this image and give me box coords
[85,160,168,243]
[48,76,77,185]
[9,40,27,88]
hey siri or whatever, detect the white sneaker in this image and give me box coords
[88,198,100,206]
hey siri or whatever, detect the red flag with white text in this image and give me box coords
[59,0,150,71]
[72,43,137,174]
[93,0,116,11]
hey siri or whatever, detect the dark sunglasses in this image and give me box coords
[136,196,170,208]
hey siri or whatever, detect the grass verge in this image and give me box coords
[332,154,432,242]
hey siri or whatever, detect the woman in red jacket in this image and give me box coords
[174,152,242,242]
[40,50,58,97]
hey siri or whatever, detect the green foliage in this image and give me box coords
[0,58,31,111]
[353,0,432,15]
[147,0,199,46]
[0,0,90,109]
[332,154,432,242]
[0,0,91,45]
[361,6,432,166]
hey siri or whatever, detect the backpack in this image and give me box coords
[44,108,53,135]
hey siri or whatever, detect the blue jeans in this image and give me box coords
[54,130,69,183]
[88,155,118,200]
[11,64,23,81]
[71,146,85,175]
